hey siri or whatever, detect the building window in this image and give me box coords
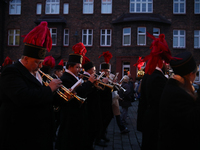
[130,0,153,13]
[83,0,94,14]
[123,28,131,46]
[45,0,60,14]
[82,29,93,46]
[63,29,69,46]
[63,3,69,14]
[8,29,20,46]
[101,0,112,14]
[137,27,146,45]
[195,0,200,14]
[195,65,200,82]
[49,28,57,45]
[173,0,186,14]
[122,62,130,76]
[173,30,185,48]
[153,28,160,38]
[100,29,111,46]
[36,3,42,15]
[9,0,21,15]
[194,30,200,48]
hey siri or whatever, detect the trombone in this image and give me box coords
[38,70,86,103]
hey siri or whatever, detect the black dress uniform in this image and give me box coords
[81,62,102,150]
[56,54,94,150]
[0,61,54,150]
[0,21,56,150]
[137,69,167,150]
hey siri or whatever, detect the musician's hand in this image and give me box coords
[102,77,109,84]
[88,73,97,83]
[49,79,62,92]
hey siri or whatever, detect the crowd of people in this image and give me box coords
[1,21,200,150]
[0,22,135,150]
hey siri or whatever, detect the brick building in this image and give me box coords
[1,0,200,81]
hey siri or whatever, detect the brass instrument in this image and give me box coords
[108,73,126,92]
[79,73,114,91]
[38,70,86,103]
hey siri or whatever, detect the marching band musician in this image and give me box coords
[95,51,114,147]
[55,43,96,150]
[135,33,176,150]
[0,21,62,150]
[52,59,64,141]
[81,61,102,150]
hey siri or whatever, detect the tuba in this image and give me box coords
[38,70,86,103]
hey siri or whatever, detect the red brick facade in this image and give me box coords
[1,0,200,81]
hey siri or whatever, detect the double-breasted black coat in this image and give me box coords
[0,61,54,150]
[159,78,200,150]
[137,69,167,150]
[81,73,102,149]
[55,72,94,150]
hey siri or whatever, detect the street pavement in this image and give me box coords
[54,100,142,150]
[94,100,142,150]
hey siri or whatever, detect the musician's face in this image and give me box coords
[24,56,43,73]
[55,70,64,78]
[87,67,96,75]
[70,63,81,77]
[102,69,110,77]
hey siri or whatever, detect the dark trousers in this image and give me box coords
[115,115,126,131]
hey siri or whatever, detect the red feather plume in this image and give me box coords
[2,56,12,67]
[133,56,145,70]
[98,51,113,64]
[82,56,90,66]
[72,42,87,56]
[58,59,64,66]
[42,56,55,68]
[134,32,181,75]
[23,21,52,52]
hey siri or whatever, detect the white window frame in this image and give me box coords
[130,0,153,13]
[8,29,20,46]
[194,30,200,49]
[83,0,94,14]
[195,0,200,14]
[82,29,93,46]
[173,0,186,14]
[36,3,42,15]
[173,30,186,48]
[123,28,131,46]
[153,28,160,38]
[9,0,21,15]
[101,0,112,14]
[49,28,57,46]
[100,29,112,46]
[63,3,69,14]
[137,27,146,46]
[63,29,69,46]
[45,0,60,14]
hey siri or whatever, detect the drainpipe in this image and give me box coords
[0,0,6,65]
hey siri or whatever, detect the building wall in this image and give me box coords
[1,0,200,81]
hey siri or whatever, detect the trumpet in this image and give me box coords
[108,73,126,92]
[78,73,114,92]
[38,70,86,103]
